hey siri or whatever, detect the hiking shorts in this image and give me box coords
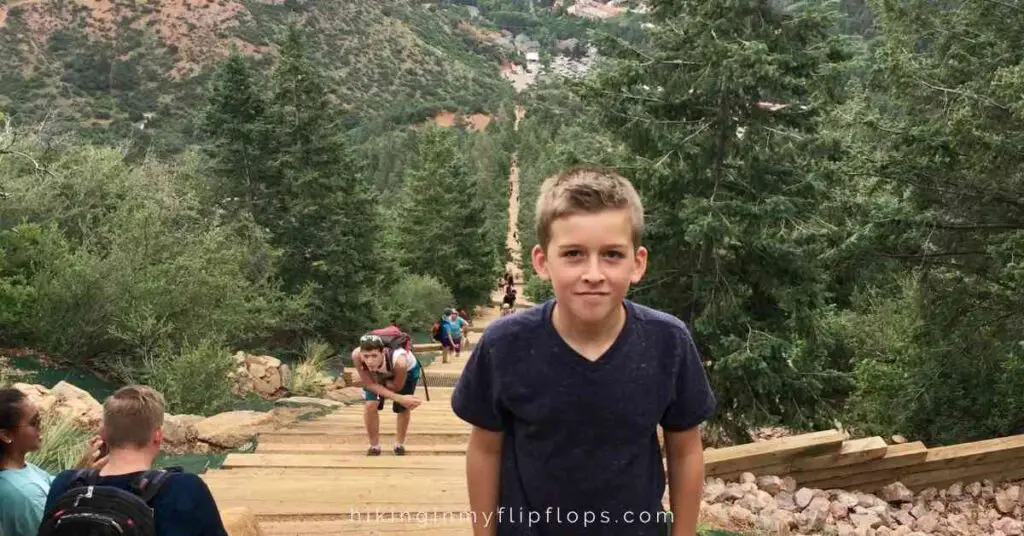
[364,367,421,414]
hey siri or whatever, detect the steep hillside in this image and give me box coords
[0,0,515,153]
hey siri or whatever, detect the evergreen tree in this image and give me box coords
[199,48,269,215]
[260,24,384,342]
[392,126,500,309]
[578,0,856,440]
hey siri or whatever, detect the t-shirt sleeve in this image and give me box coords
[660,322,717,432]
[451,333,505,432]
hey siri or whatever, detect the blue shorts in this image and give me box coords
[363,367,421,413]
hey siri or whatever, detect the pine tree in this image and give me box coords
[578,0,856,439]
[199,47,269,215]
[260,24,383,341]
[392,127,500,309]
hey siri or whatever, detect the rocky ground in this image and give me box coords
[702,472,1023,535]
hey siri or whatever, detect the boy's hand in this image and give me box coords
[74,436,109,470]
[397,395,422,410]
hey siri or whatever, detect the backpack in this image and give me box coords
[38,467,181,536]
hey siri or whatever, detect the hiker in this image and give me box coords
[40,385,230,536]
[0,389,108,536]
[452,165,716,535]
[351,331,423,456]
[448,309,470,358]
[434,309,458,364]
[501,285,517,314]
[457,308,472,326]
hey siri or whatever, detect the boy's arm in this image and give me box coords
[451,333,505,536]
[385,360,408,392]
[660,321,717,536]
[664,427,704,536]
[466,426,503,536]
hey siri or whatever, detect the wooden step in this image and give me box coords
[256,443,468,455]
[223,453,466,470]
[258,431,470,445]
[705,429,846,477]
[714,436,889,481]
[262,519,472,536]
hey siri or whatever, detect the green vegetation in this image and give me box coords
[26,411,93,475]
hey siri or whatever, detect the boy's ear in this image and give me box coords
[630,246,649,284]
[152,427,163,447]
[531,244,550,280]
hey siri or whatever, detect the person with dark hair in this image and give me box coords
[0,388,106,536]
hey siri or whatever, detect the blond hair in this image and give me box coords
[534,164,645,251]
[102,385,165,449]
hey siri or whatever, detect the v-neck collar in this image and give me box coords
[543,299,634,368]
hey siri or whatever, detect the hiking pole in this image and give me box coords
[421,368,431,402]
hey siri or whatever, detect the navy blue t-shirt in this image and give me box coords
[43,469,229,536]
[452,299,716,536]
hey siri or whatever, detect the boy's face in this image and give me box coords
[531,208,647,326]
[362,349,384,369]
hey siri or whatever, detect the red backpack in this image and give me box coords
[364,325,429,401]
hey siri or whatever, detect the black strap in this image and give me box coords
[130,469,176,504]
[70,468,101,487]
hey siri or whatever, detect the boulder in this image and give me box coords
[18,381,103,429]
[162,414,201,454]
[221,507,265,536]
[324,386,366,405]
[275,397,344,409]
[195,411,274,450]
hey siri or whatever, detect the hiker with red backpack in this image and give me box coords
[351,327,425,456]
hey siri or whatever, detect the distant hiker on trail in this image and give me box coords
[351,329,423,456]
[448,309,470,359]
[435,309,458,364]
[457,308,471,326]
[502,285,517,315]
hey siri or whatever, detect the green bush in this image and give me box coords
[289,338,334,398]
[524,274,553,304]
[138,338,238,416]
[0,135,310,369]
[380,274,454,334]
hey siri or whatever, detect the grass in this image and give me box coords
[26,411,94,474]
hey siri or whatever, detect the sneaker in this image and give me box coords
[394,445,406,456]
[367,446,381,456]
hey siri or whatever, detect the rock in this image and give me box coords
[704,478,727,502]
[47,381,103,428]
[739,472,756,485]
[892,526,912,536]
[891,434,907,444]
[220,507,265,536]
[965,481,982,497]
[279,364,292,391]
[914,512,939,533]
[837,492,860,509]
[274,396,344,409]
[850,512,883,530]
[324,386,366,404]
[947,482,964,498]
[758,475,784,495]
[756,512,791,535]
[195,411,274,449]
[996,485,1020,515]
[702,503,730,527]
[162,414,199,453]
[795,487,816,509]
[830,500,850,520]
[858,492,882,508]
[892,509,915,528]
[909,503,928,519]
[836,522,856,536]
[724,483,745,501]
[776,491,798,512]
[880,482,914,503]
[918,487,938,502]
[742,490,777,514]
[728,505,754,524]
[782,476,798,493]
[875,527,892,536]
[992,517,1023,536]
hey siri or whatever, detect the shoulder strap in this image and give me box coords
[130,469,175,505]
[70,468,101,488]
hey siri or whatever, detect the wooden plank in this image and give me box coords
[262,520,473,536]
[204,476,470,516]
[704,430,846,476]
[797,442,929,489]
[715,436,889,481]
[258,432,470,446]
[257,443,468,455]
[803,435,1024,491]
[265,425,470,436]
[844,457,1024,494]
[223,454,467,470]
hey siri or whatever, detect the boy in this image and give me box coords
[351,333,423,455]
[41,386,229,536]
[452,165,716,536]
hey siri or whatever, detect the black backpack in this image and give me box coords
[37,467,180,536]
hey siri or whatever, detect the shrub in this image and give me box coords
[380,274,454,333]
[289,338,334,398]
[524,274,552,303]
[139,338,237,416]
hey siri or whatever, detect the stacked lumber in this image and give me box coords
[704,428,1024,494]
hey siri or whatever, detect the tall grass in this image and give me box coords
[27,411,93,474]
[288,338,334,398]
